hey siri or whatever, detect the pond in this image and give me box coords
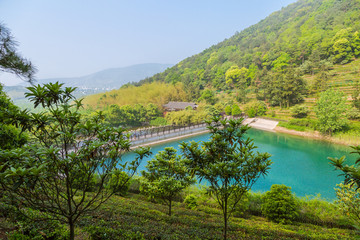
[121,128,357,200]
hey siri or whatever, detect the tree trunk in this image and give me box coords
[224,197,228,240]
[69,219,75,240]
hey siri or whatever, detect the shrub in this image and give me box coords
[108,170,131,196]
[247,192,263,216]
[335,181,360,230]
[262,184,299,224]
[184,194,199,209]
[225,105,232,115]
[150,117,168,126]
[2,205,69,240]
[232,192,250,218]
[128,176,142,194]
[231,104,242,116]
[291,105,310,118]
[245,101,267,117]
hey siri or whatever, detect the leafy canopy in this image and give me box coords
[181,116,272,239]
[141,147,195,216]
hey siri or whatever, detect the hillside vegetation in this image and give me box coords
[82,82,188,109]
[139,0,360,94]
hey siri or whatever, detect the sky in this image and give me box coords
[0,0,297,86]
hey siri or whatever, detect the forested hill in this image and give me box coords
[136,0,360,101]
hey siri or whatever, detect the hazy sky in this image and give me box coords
[0,0,297,85]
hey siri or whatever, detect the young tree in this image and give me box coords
[181,117,272,240]
[0,82,150,240]
[141,147,195,216]
[315,89,348,135]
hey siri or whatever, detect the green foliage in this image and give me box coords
[0,23,36,81]
[0,82,151,240]
[0,84,28,150]
[181,116,272,239]
[141,147,195,216]
[108,170,131,196]
[198,89,217,105]
[165,109,208,125]
[231,104,241,116]
[290,105,310,118]
[315,89,348,135]
[184,194,199,210]
[262,185,299,224]
[104,103,162,127]
[329,145,360,189]
[347,107,360,120]
[134,0,360,107]
[0,202,68,240]
[86,220,145,240]
[83,82,188,109]
[150,117,168,126]
[296,195,350,228]
[245,101,267,118]
[224,105,232,115]
[261,69,306,108]
[335,181,360,230]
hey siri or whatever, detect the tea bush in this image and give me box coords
[262,185,299,224]
[184,194,199,209]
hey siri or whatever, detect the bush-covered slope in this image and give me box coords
[137,0,360,100]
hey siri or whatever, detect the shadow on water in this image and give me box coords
[122,128,357,200]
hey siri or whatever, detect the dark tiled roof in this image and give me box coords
[163,101,197,110]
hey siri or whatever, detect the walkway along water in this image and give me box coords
[129,117,279,147]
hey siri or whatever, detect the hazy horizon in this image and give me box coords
[0,0,297,85]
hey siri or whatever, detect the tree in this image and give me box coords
[181,117,272,240]
[290,104,310,118]
[315,89,348,135]
[225,66,248,88]
[141,147,195,216]
[198,89,217,105]
[0,23,36,82]
[0,82,150,240]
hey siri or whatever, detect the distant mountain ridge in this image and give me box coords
[21,63,173,90]
[4,63,172,109]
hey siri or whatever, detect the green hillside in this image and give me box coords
[136,0,360,103]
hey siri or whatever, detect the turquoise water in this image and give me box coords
[122,129,357,200]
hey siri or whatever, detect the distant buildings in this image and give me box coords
[163,101,197,112]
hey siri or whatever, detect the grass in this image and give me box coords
[2,189,358,240]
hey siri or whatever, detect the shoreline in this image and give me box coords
[132,118,357,148]
[274,126,357,146]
